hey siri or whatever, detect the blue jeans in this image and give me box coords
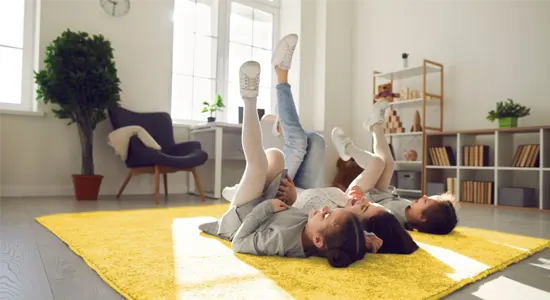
[276,83,325,189]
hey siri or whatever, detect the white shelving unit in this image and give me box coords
[423,126,550,210]
[373,59,444,196]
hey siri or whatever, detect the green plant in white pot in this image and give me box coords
[202,94,225,122]
[487,99,530,128]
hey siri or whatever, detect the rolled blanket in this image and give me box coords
[107,125,161,161]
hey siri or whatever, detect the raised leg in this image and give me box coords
[163,173,168,198]
[154,165,160,205]
[276,81,308,180]
[116,170,133,199]
[371,124,395,192]
[231,61,270,207]
[332,127,385,194]
[293,131,326,189]
[272,34,306,181]
[191,168,206,201]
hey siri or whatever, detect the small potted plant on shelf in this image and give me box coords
[202,94,225,122]
[402,53,409,68]
[487,98,530,128]
[35,29,121,200]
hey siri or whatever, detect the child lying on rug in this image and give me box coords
[203,43,367,268]
[330,100,458,235]
[281,181,419,254]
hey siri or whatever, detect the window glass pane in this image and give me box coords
[0,47,23,104]
[230,2,253,45]
[172,32,195,75]
[257,87,271,111]
[226,82,241,124]
[253,9,273,50]
[194,35,217,79]
[0,0,24,48]
[174,0,195,34]
[252,47,272,88]
[228,42,252,83]
[192,77,216,121]
[196,0,218,37]
[171,74,193,120]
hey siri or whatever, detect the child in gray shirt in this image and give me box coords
[202,58,367,268]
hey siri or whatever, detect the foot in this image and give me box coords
[222,184,238,202]
[239,61,261,98]
[272,34,298,70]
[362,100,389,131]
[331,127,352,161]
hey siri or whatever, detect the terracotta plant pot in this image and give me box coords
[72,174,103,200]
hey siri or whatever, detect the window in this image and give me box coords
[0,0,38,111]
[172,0,278,123]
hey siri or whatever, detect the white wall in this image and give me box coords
[351,0,550,148]
[321,0,354,185]
[0,0,192,196]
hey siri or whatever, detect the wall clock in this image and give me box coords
[100,0,130,17]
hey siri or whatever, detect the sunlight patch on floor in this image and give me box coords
[417,242,489,281]
[530,257,550,271]
[472,276,550,300]
[172,217,293,300]
[487,240,529,252]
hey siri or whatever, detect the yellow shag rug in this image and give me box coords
[36,204,550,300]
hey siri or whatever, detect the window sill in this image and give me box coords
[0,109,44,117]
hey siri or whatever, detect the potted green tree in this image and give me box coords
[202,94,225,122]
[487,98,530,128]
[35,29,121,200]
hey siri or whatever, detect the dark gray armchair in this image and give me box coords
[108,107,207,203]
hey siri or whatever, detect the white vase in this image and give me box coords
[403,58,408,68]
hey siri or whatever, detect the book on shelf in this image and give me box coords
[446,177,456,195]
[460,180,493,204]
[428,146,456,166]
[462,145,489,166]
[511,144,540,168]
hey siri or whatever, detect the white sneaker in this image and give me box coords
[271,103,281,136]
[222,184,238,202]
[239,61,261,98]
[362,100,389,131]
[272,34,298,70]
[331,127,352,161]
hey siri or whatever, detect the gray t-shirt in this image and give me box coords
[367,189,412,229]
[232,200,309,258]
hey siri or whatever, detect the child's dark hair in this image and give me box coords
[322,212,366,268]
[416,197,458,235]
[363,211,419,254]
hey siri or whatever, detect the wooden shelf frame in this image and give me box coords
[373,59,444,194]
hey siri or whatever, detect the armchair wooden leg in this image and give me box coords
[117,171,134,200]
[191,168,206,201]
[163,173,168,199]
[154,165,160,205]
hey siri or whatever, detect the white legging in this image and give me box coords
[345,124,395,193]
[231,96,285,207]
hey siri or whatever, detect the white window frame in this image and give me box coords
[171,0,280,124]
[0,0,40,112]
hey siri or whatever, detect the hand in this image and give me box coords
[348,185,365,199]
[277,175,297,206]
[271,199,289,213]
[365,235,383,253]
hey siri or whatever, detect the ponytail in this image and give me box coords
[322,212,366,268]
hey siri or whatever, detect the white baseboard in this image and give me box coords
[0,184,189,197]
